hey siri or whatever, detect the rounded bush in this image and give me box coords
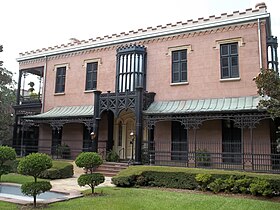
[18,153,52,181]
[75,152,103,173]
[78,173,105,194]
[21,181,52,196]
[39,161,74,179]
[0,146,17,180]
[21,181,52,207]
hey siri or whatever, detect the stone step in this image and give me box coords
[94,162,128,177]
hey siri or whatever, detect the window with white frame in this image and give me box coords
[55,65,67,93]
[85,61,98,91]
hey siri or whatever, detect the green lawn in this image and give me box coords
[0,187,279,210]
[1,173,47,184]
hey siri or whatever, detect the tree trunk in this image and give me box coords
[33,195,36,207]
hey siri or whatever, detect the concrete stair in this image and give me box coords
[94,162,129,177]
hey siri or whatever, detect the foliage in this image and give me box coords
[106,150,120,162]
[75,152,103,174]
[27,81,35,93]
[78,173,105,194]
[56,144,71,159]
[195,174,212,191]
[254,68,280,118]
[249,178,273,196]
[39,160,73,179]
[196,149,211,166]
[0,63,16,145]
[112,166,280,197]
[21,181,52,207]
[0,146,16,181]
[17,153,52,182]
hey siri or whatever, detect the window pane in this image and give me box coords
[222,57,229,67]
[181,72,187,81]
[221,45,228,55]
[222,67,229,78]
[180,50,187,60]
[230,43,238,54]
[181,62,187,71]
[231,56,238,66]
[173,72,179,82]
[231,66,239,77]
[173,63,179,72]
[172,52,179,61]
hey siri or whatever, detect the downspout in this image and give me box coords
[258,18,263,69]
[41,56,47,113]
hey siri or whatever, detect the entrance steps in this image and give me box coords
[94,162,129,177]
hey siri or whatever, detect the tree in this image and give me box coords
[75,152,104,194]
[254,68,280,118]
[17,153,52,207]
[18,153,52,182]
[75,152,103,174]
[0,45,16,145]
[0,146,16,181]
[255,68,280,151]
[78,173,105,194]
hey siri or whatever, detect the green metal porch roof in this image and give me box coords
[24,105,94,119]
[144,96,262,115]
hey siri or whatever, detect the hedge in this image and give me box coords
[39,161,73,179]
[112,166,280,197]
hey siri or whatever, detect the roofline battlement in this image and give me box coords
[17,3,269,62]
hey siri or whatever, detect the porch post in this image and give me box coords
[92,90,101,152]
[147,126,154,165]
[193,128,197,168]
[16,70,23,104]
[135,87,143,164]
[250,127,254,171]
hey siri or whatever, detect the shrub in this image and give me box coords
[196,149,211,167]
[112,175,136,187]
[78,173,105,194]
[75,152,103,174]
[106,150,119,162]
[18,153,52,182]
[249,178,273,196]
[208,178,226,193]
[0,146,17,181]
[21,181,52,207]
[195,174,212,191]
[39,161,73,179]
[112,166,280,197]
[56,144,71,159]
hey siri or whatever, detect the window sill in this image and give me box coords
[84,90,95,93]
[54,92,65,96]
[170,82,189,86]
[220,77,241,82]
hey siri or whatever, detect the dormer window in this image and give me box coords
[116,45,146,93]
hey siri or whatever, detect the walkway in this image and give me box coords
[50,161,115,193]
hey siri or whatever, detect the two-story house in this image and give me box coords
[13,3,279,172]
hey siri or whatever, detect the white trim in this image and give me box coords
[170,82,189,86]
[220,77,241,82]
[214,37,245,49]
[17,13,269,62]
[168,45,192,56]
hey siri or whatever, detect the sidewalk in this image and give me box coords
[50,162,115,193]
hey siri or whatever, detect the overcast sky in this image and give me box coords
[0,0,279,80]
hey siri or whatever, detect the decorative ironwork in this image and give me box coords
[144,112,270,129]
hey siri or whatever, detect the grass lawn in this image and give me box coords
[1,173,47,184]
[50,188,280,210]
[0,187,280,209]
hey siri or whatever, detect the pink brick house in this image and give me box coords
[13,3,279,172]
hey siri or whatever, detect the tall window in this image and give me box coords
[171,121,188,161]
[220,43,239,79]
[172,50,187,83]
[85,62,98,90]
[55,66,66,93]
[222,120,241,164]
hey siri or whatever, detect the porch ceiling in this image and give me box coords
[144,96,263,115]
[23,105,94,119]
